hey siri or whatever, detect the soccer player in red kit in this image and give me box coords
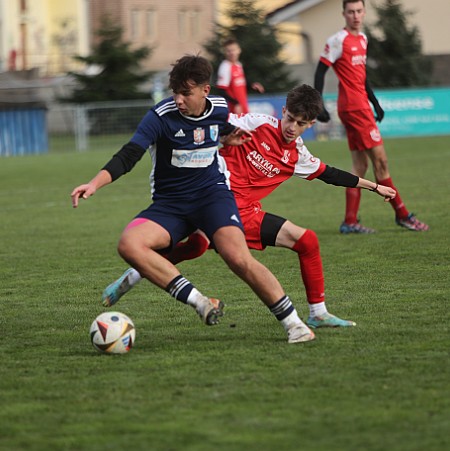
[103,85,396,329]
[314,0,428,233]
[216,38,264,114]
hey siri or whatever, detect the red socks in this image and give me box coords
[292,230,325,305]
[376,177,409,219]
[344,187,361,224]
[166,232,210,264]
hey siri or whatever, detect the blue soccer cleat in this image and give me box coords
[307,312,356,328]
[339,221,375,234]
[102,268,135,307]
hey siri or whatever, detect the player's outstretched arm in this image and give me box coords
[71,169,113,208]
[357,178,396,202]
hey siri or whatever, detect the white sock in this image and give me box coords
[128,268,143,286]
[186,287,205,307]
[280,310,304,331]
[308,302,327,317]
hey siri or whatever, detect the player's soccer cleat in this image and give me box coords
[339,221,375,234]
[287,322,316,344]
[395,213,429,231]
[307,312,356,328]
[195,297,224,326]
[102,268,134,307]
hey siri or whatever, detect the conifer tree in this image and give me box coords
[63,18,152,102]
[203,0,295,93]
[365,0,432,87]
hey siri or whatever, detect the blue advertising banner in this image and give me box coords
[249,87,450,140]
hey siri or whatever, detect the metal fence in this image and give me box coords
[48,100,154,152]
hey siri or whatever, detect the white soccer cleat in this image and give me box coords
[287,322,316,344]
[195,297,224,326]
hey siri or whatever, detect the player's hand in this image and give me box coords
[221,127,252,146]
[374,103,384,123]
[251,82,265,93]
[375,184,396,202]
[71,183,96,208]
[317,108,331,123]
[233,103,243,114]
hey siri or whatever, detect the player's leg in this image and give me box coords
[339,150,376,233]
[367,145,429,231]
[102,229,210,307]
[109,213,223,325]
[339,110,375,233]
[213,225,314,343]
[263,213,355,328]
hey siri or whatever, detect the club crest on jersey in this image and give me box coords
[281,149,290,163]
[209,125,219,142]
[193,127,205,145]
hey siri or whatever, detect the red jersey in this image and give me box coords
[319,29,371,112]
[219,114,326,210]
[216,60,249,113]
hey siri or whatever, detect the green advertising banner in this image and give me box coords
[376,87,450,137]
[320,87,450,139]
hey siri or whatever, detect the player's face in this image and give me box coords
[281,107,315,143]
[224,43,241,63]
[173,81,211,117]
[343,1,366,33]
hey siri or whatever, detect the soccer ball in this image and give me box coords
[90,311,136,354]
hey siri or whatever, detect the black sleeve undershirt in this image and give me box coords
[102,141,146,181]
[317,165,359,187]
[216,87,239,105]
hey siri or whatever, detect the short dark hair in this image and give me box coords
[223,38,239,47]
[343,0,365,9]
[169,55,212,92]
[285,85,323,121]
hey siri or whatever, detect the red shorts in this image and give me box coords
[338,109,383,151]
[237,202,266,251]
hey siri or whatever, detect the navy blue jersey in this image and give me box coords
[130,95,230,201]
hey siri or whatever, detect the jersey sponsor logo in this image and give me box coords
[281,149,290,164]
[370,128,381,142]
[261,141,271,152]
[210,125,219,142]
[171,146,217,168]
[351,54,366,66]
[193,127,205,145]
[247,150,281,178]
[175,129,185,137]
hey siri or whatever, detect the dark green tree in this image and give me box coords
[62,17,152,102]
[203,0,295,93]
[365,0,432,87]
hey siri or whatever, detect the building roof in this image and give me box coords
[267,0,325,24]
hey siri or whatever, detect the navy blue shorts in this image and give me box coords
[135,186,244,248]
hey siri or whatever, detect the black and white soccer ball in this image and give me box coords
[90,311,136,354]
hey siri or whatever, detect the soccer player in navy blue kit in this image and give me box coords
[71,55,315,344]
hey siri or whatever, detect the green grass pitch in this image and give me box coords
[1,135,449,450]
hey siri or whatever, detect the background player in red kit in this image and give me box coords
[216,38,264,114]
[314,0,428,233]
[103,85,396,329]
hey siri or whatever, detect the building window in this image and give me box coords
[130,10,140,40]
[146,10,157,41]
[178,9,201,41]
